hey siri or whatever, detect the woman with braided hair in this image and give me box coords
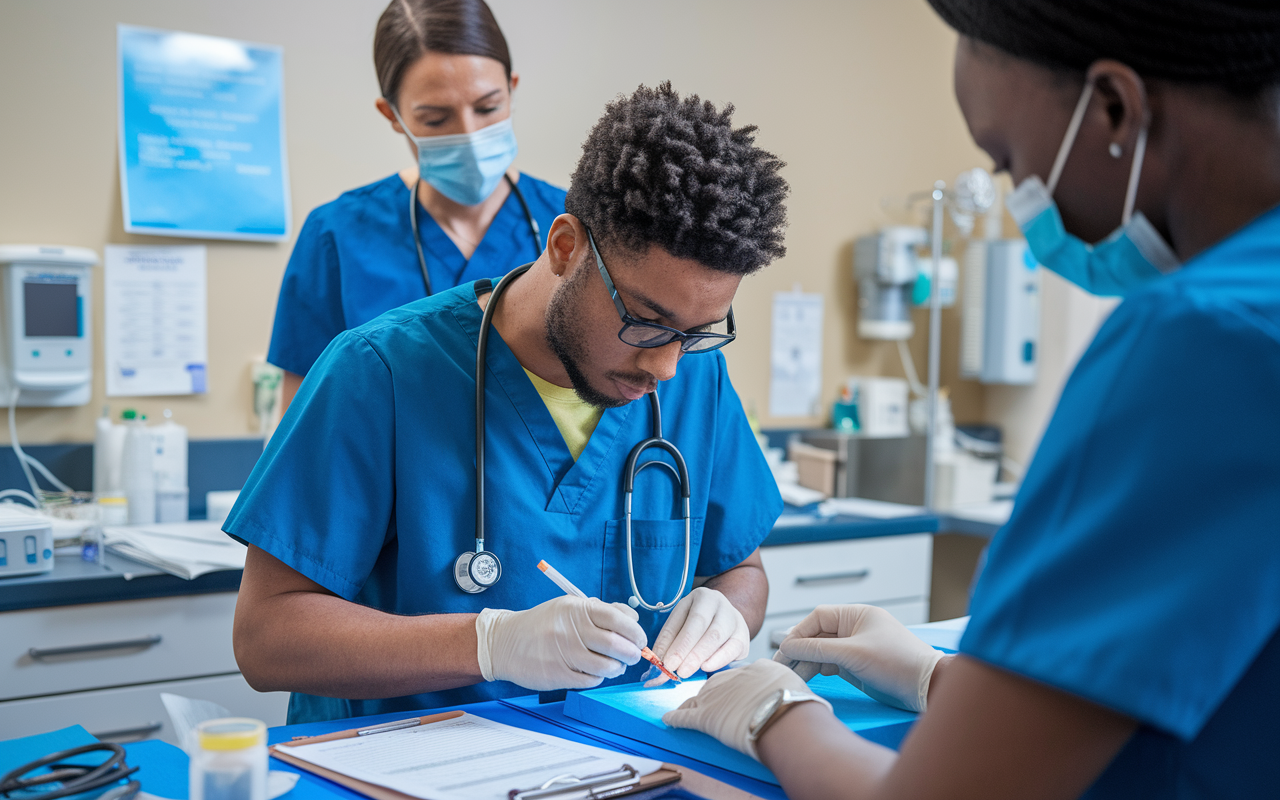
[664,2,1280,797]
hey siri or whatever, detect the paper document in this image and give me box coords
[281,713,662,800]
[817,497,928,519]
[769,291,823,417]
[104,521,243,579]
[105,245,208,396]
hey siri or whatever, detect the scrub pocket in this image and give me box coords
[601,517,706,683]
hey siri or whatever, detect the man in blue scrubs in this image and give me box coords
[227,83,790,723]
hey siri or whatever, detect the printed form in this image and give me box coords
[280,713,662,800]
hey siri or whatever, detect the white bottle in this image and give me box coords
[154,409,189,522]
[92,407,127,496]
[121,410,155,525]
[190,718,267,800]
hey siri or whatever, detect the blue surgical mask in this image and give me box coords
[392,107,518,206]
[1006,83,1180,297]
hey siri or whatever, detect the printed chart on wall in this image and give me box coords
[105,245,208,397]
[117,25,290,240]
[769,290,824,417]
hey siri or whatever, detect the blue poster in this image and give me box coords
[117,25,290,241]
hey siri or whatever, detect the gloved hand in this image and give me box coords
[647,587,750,685]
[773,604,944,712]
[662,659,832,760]
[476,596,647,691]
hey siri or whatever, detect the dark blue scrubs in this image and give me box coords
[962,206,1280,797]
[267,172,565,376]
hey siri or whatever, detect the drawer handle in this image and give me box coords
[28,635,163,660]
[91,721,164,742]
[794,569,870,586]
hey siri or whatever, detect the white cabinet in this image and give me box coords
[0,591,288,743]
[0,673,289,746]
[748,534,932,662]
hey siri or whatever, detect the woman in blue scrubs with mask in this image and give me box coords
[665,1,1280,797]
[268,0,564,410]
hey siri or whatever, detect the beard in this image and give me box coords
[544,263,638,410]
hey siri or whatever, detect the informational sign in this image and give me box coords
[769,290,824,418]
[105,245,208,397]
[117,25,290,240]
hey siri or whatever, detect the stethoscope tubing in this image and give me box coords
[410,173,542,296]
[472,262,693,612]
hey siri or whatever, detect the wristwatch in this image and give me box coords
[747,688,824,746]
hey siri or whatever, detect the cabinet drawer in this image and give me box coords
[746,599,930,663]
[0,593,239,701]
[0,673,289,746]
[761,534,932,616]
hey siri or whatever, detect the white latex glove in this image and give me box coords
[662,659,832,760]
[648,587,750,684]
[476,596,646,691]
[773,604,944,713]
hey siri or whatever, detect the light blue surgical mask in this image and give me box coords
[392,107,518,206]
[1006,83,1180,297]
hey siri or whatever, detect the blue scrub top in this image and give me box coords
[226,282,782,724]
[962,206,1280,796]
[267,172,566,376]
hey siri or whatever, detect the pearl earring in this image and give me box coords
[1109,142,1123,158]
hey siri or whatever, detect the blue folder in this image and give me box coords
[562,674,918,785]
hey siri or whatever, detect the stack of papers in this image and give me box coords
[816,497,927,519]
[104,521,245,579]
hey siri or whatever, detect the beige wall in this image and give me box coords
[1,0,1080,458]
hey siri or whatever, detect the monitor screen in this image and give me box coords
[24,280,79,338]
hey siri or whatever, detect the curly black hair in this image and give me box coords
[565,82,789,276]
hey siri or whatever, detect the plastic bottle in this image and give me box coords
[153,409,189,522]
[189,718,267,800]
[92,406,127,496]
[121,410,155,525]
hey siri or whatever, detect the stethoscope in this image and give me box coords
[408,174,542,295]
[456,262,693,613]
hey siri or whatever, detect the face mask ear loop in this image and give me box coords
[1121,122,1149,225]
[1047,82,1095,195]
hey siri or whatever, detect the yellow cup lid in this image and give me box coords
[97,496,127,505]
[197,718,266,751]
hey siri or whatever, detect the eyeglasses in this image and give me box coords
[586,228,736,354]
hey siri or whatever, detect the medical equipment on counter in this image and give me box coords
[410,174,543,296]
[845,377,909,438]
[960,239,1041,384]
[94,407,127,496]
[466,263,693,612]
[789,432,927,506]
[0,504,54,577]
[0,245,96,407]
[154,410,189,522]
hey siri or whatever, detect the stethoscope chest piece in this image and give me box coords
[454,549,502,594]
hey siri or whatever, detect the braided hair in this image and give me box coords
[565,82,789,276]
[926,0,1280,94]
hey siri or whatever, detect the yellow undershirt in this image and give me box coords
[523,368,603,461]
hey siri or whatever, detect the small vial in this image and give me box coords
[190,718,267,800]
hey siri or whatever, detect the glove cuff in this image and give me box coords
[914,649,947,713]
[475,608,514,682]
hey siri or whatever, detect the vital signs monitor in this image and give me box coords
[0,246,97,407]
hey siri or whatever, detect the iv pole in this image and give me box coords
[923,181,946,511]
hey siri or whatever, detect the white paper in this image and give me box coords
[105,245,208,396]
[281,713,662,800]
[816,497,927,519]
[104,521,244,579]
[769,292,823,417]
